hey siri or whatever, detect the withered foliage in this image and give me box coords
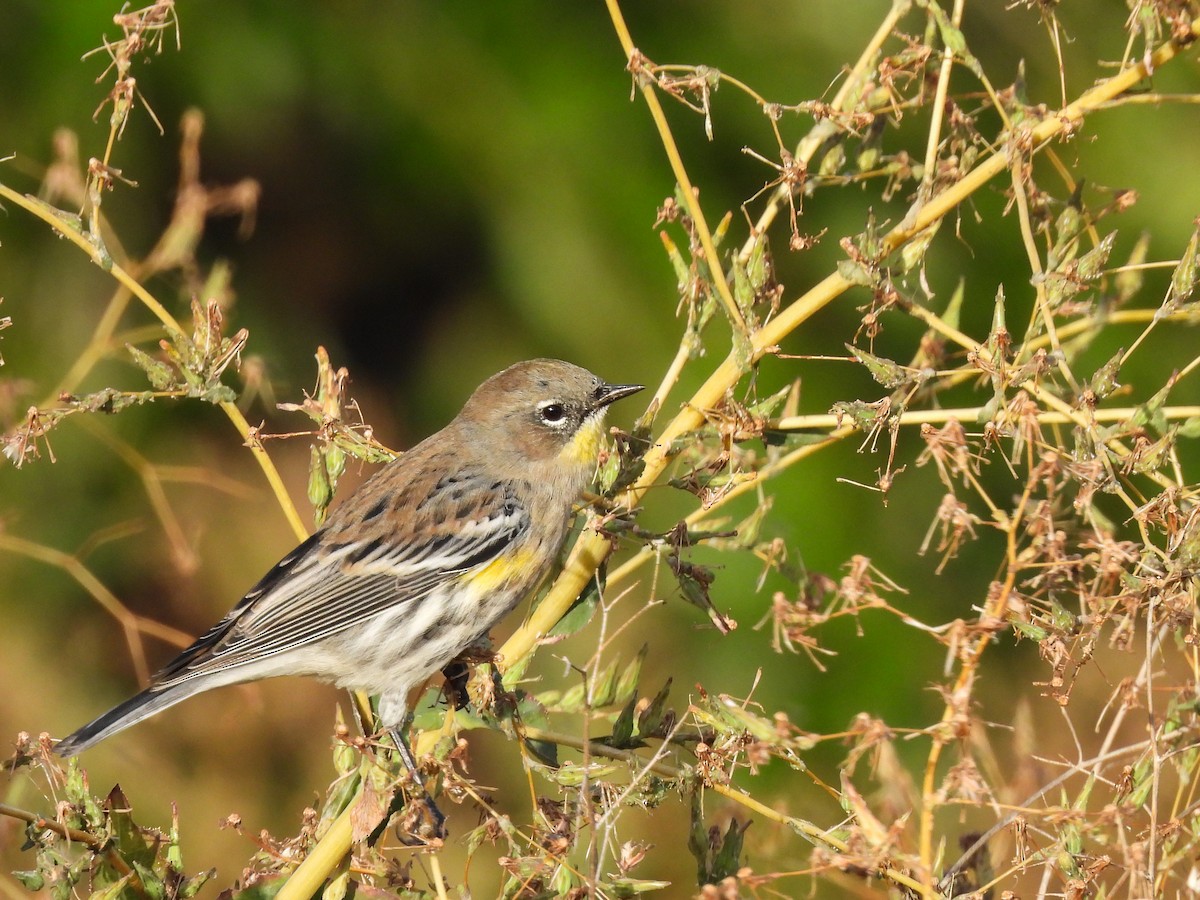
[5,2,1200,899]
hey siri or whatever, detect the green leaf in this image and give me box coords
[687,790,710,884]
[927,3,982,78]
[731,256,756,324]
[615,645,648,705]
[1168,227,1200,307]
[1178,416,1200,439]
[516,691,551,731]
[848,344,910,389]
[1011,619,1049,641]
[500,645,533,687]
[104,785,157,869]
[13,871,44,891]
[638,678,674,737]
[777,431,839,448]
[1115,232,1150,305]
[88,873,135,900]
[710,818,749,883]
[132,862,166,900]
[165,807,184,872]
[226,875,287,900]
[1130,382,1171,435]
[547,760,617,787]
[746,230,771,293]
[548,577,600,638]
[551,865,580,896]
[126,344,177,390]
[1047,600,1075,632]
[63,760,104,830]
[591,657,622,708]
[557,681,588,714]
[987,285,1008,351]
[898,221,938,273]
[198,383,238,404]
[855,117,884,172]
[744,383,792,420]
[524,736,559,767]
[1088,350,1123,400]
[1075,231,1115,282]
[668,556,733,633]
[659,230,691,287]
[609,696,638,748]
[322,864,350,900]
[1050,202,1084,268]
[1128,427,1176,476]
[308,445,333,519]
[831,399,888,433]
[180,871,215,899]
[731,327,753,370]
[688,789,748,886]
[711,210,732,247]
[606,877,672,896]
[1129,756,1154,807]
[595,443,623,494]
[837,257,876,287]
[696,695,778,743]
[818,142,845,178]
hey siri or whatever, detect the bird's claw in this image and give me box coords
[396,793,447,845]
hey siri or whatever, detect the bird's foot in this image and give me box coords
[395,792,447,845]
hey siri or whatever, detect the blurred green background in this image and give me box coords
[3,1,1200,895]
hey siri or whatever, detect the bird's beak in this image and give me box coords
[594,382,644,410]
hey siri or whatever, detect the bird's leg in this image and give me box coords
[386,719,446,842]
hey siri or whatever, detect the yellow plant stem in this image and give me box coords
[51,285,134,401]
[0,183,308,544]
[276,803,355,900]
[739,0,912,260]
[427,854,449,900]
[920,0,966,200]
[126,11,1200,898]
[772,404,1200,433]
[604,428,853,594]
[0,532,194,683]
[517,726,928,896]
[602,0,747,336]
[501,16,1200,900]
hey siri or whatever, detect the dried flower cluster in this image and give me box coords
[4,2,1200,898]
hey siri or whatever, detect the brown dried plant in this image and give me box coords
[5,2,1200,899]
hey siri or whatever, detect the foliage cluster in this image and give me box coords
[5,2,1200,898]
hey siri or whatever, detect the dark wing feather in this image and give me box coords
[151,485,529,688]
[152,530,324,682]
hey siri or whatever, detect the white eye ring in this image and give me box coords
[538,401,568,427]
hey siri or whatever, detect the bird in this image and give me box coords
[56,359,643,831]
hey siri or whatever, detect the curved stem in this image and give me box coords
[603,0,748,336]
[0,184,308,543]
[274,803,355,900]
[265,14,1200,898]
[0,802,150,899]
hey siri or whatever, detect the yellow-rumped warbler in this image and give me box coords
[56,360,642,804]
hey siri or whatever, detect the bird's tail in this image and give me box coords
[55,682,204,758]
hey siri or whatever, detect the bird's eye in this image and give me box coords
[539,402,566,425]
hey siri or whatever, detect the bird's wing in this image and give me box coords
[151,482,529,688]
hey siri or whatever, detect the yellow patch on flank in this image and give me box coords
[468,547,539,593]
[559,416,605,466]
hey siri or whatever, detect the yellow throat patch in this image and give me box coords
[560,415,605,467]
